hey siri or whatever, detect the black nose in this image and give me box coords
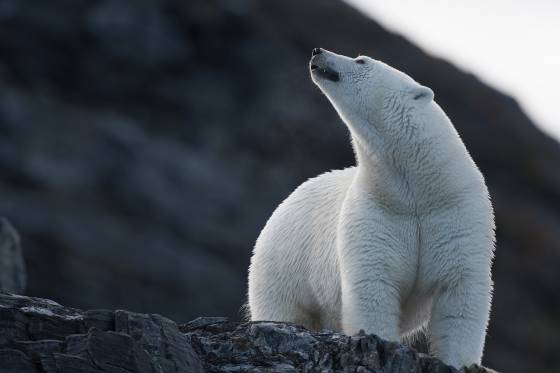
[312,48,322,56]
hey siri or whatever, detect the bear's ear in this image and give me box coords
[409,85,434,103]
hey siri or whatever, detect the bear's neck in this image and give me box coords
[351,137,415,212]
[350,131,483,214]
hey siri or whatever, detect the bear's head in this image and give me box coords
[310,48,435,154]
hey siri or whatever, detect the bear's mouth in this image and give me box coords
[311,64,340,82]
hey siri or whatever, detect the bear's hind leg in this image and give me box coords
[249,298,320,331]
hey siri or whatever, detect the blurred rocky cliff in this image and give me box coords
[0,0,558,372]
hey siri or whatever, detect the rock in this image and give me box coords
[0,292,203,373]
[0,292,494,373]
[0,218,26,294]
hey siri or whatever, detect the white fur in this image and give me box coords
[247,49,495,368]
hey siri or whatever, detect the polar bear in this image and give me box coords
[247,48,495,368]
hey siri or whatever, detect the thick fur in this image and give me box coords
[247,49,495,368]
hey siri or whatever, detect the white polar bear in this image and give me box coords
[247,48,495,369]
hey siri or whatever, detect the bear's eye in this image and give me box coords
[356,58,366,64]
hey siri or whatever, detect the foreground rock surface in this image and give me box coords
[0,293,492,373]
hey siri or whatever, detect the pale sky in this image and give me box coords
[345,0,560,139]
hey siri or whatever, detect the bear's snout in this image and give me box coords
[310,49,340,82]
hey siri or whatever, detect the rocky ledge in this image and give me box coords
[0,292,492,373]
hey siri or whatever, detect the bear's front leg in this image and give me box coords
[339,267,401,341]
[425,203,495,368]
[336,192,412,341]
[337,222,404,340]
[429,274,492,368]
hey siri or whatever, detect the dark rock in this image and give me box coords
[0,218,26,294]
[52,354,102,373]
[0,348,36,373]
[114,310,202,372]
[84,309,116,332]
[183,316,229,330]
[0,293,204,372]
[15,339,63,365]
[0,292,495,373]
